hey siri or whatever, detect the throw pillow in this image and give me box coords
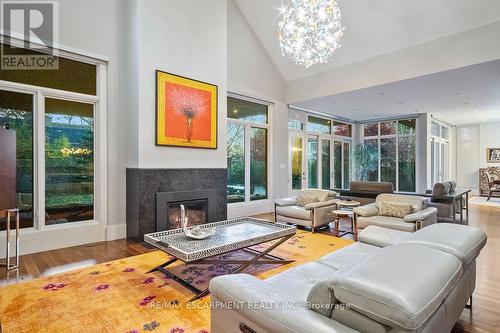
[297,195,319,207]
[378,202,413,218]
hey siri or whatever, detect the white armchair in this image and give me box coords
[274,189,338,233]
[353,193,437,233]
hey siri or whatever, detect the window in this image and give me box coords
[332,121,352,137]
[430,121,450,184]
[288,119,303,130]
[228,97,267,124]
[334,141,343,187]
[291,135,304,190]
[0,44,101,231]
[321,140,331,189]
[227,124,245,203]
[308,115,331,134]
[1,43,96,95]
[308,136,318,188]
[362,118,417,192]
[45,99,94,224]
[363,139,379,181]
[364,123,379,137]
[250,127,268,201]
[227,96,269,203]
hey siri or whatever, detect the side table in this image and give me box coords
[331,210,354,237]
[333,200,360,239]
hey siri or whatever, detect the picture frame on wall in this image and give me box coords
[155,70,218,149]
[487,148,500,163]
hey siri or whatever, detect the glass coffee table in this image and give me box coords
[144,217,297,301]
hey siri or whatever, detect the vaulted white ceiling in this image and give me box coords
[235,0,500,82]
[293,59,500,125]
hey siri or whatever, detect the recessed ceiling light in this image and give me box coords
[454,92,461,95]
[379,93,385,96]
[398,102,404,105]
[464,102,469,105]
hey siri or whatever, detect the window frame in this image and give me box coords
[226,94,272,205]
[361,118,418,192]
[0,59,106,233]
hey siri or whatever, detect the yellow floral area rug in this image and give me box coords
[0,232,353,333]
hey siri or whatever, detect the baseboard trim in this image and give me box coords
[106,223,127,241]
[0,223,106,259]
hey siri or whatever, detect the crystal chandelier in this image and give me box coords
[278,0,345,68]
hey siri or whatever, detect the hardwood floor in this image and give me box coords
[1,203,499,332]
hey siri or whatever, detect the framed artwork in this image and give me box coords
[487,148,500,163]
[156,70,218,149]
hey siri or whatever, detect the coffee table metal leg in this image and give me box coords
[147,235,295,302]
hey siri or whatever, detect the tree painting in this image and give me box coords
[156,71,217,149]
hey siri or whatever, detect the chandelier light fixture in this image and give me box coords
[278,0,345,68]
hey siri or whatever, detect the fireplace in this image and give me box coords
[167,199,208,229]
[126,168,227,242]
[156,189,218,231]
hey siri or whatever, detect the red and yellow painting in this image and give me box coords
[156,70,218,149]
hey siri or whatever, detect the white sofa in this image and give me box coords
[274,189,338,233]
[353,194,438,233]
[209,223,487,333]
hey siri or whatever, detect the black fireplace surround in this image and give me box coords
[126,168,227,242]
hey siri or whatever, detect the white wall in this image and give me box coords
[131,0,227,169]
[456,122,500,194]
[227,0,288,216]
[456,124,480,193]
[478,122,500,168]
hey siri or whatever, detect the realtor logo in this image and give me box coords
[1,0,59,70]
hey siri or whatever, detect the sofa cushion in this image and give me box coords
[300,189,334,202]
[266,261,337,302]
[378,202,413,218]
[376,194,425,213]
[357,216,416,232]
[358,226,410,247]
[331,243,463,330]
[402,223,487,266]
[318,242,380,270]
[276,205,311,220]
[297,194,319,207]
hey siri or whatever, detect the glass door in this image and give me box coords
[289,132,306,193]
[307,135,318,188]
[431,138,449,184]
[321,139,331,189]
[343,141,351,189]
